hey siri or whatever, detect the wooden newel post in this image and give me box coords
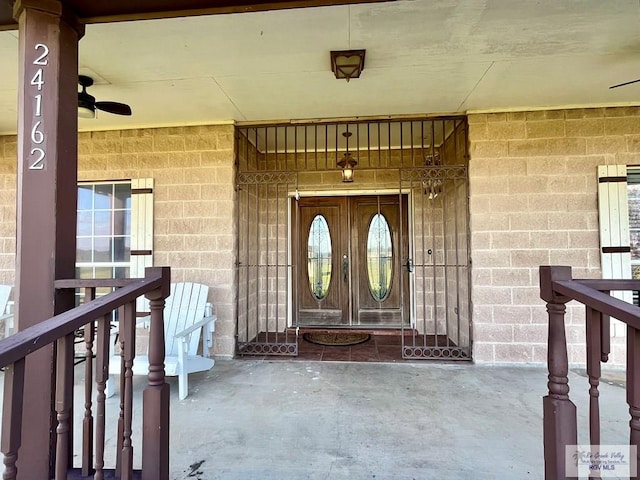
[540,266,578,480]
[142,267,171,480]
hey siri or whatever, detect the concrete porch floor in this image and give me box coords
[96,359,628,480]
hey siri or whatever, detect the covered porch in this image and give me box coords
[2,0,640,478]
[64,358,626,479]
[0,264,633,479]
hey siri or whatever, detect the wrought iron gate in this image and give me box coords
[400,164,471,360]
[235,118,471,359]
[236,170,299,355]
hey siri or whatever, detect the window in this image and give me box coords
[366,213,393,301]
[77,181,132,297]
[628,170,640,302]
[75,178,154,307]
[307,214,332,300]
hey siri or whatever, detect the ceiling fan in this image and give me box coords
[609,78,640,89]
[78,75,132,118]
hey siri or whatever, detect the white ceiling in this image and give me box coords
[1,0,640,135]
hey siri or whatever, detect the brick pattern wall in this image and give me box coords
[0,125,236,356]
[469,107,640,365]
[0,136,16,287]
[2,107,639,364]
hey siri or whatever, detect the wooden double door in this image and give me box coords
[296,195,409,327]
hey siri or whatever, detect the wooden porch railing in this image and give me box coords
[0,266,171,480]
[540,265,638,480]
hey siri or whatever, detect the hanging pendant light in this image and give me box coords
[338,130,358,182]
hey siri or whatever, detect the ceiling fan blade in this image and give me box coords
[609,78,640,89]
[95,101,132,116]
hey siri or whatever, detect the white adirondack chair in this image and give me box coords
[107,282,217,400]
[0,285,14,338]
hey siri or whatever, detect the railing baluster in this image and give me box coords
[116,305,125,478]
[0,270,169,479]
[82,287,96,476]
[94,314,111,480]
[585,307,604,478]
[1,359,25,480]
[601,290,611,363]
[628,325,640,479]
[54,333,75,480]
[586,307,602,449]
[121,301,136,480]
[142,267,171,480]
[540,266,578,480]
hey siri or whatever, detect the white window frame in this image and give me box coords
[76,178,154,309]
[76,180,133,283]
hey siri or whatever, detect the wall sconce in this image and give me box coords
[423,178,443,199]
[338,131,358,182]
[424,152,441,166]
[423,151,442,199]
[330,49,366,82]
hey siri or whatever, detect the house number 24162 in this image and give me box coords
[28,43,48,170]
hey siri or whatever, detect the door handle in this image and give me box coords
[406,258,414,272]
[342,254,349,282]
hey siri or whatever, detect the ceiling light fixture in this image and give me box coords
[330,49,366,82]
[77,102,95,119]
[338,130,358,182]
[77,75,132,118]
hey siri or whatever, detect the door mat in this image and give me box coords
[303,332,371,347]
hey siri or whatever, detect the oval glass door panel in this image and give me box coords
[367,213,393,301]
[308,215,332,300]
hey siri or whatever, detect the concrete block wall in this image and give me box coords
[468,107,640,365]
[2,107,639,364]
[0,136,16,287]
[0,125,237,356]
[77,125,237,357]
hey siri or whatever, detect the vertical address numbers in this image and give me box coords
[28,43,49,170]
